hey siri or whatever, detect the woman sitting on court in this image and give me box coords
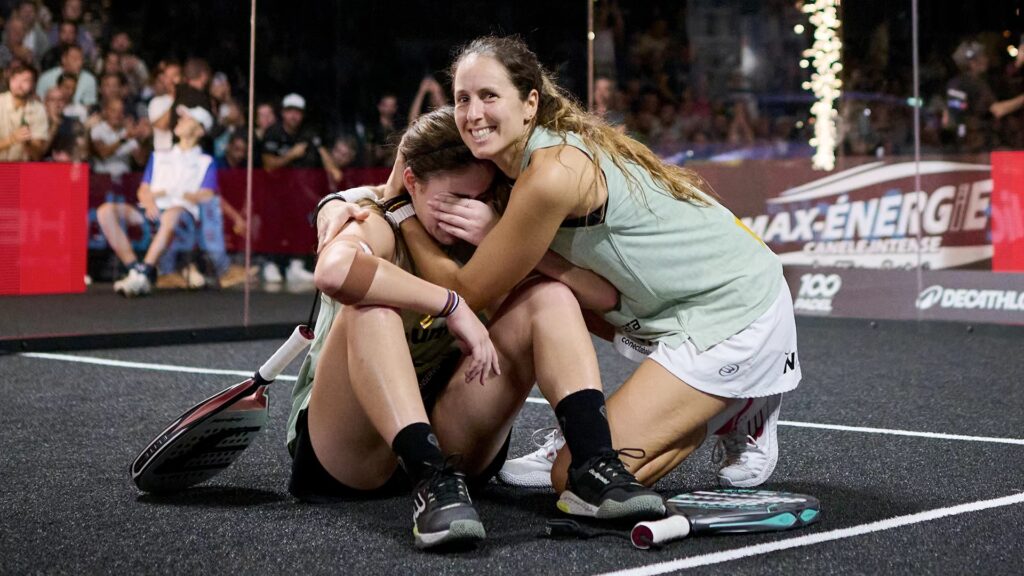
[288,108,662,551]
[320,35,801,495]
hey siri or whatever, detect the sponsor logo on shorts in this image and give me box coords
[617,335,653,356]
[915,285,1024,312]
[794,273,842,314]
[719,364,740,377]
[783,352,797,374]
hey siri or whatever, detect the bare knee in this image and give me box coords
[518,278,580,315]
[96,202,117,223]
[340,303,402,330]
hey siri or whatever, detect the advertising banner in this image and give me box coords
[703,155,1023,325]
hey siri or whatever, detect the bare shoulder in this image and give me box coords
[332,210,396,260]
[518,145,597,210]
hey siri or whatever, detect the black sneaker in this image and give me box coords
[411,463,486,549]
[557,450,665,520]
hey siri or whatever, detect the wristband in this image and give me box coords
[381,193,416,230]
[314,187,378,226]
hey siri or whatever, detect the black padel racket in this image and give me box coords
[131,325,314,493]
[631,489,821,549]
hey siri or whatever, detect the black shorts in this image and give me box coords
[288,350,512,503]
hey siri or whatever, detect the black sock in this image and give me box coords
[132,262,156,282]
[554,389,613,467]
[391,422,445,482]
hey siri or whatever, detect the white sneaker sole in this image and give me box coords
[557,490,666,520]
[497,468,553,489]
[414,519,486,549]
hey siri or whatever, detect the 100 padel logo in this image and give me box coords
[916,285,1024,311]
[794,273,842,314]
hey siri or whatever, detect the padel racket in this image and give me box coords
[631,489,820,549]
[131,324,314,493]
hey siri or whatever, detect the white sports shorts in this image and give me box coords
[613,284,801,400]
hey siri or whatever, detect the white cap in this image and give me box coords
[176,105,213,132]
[282,93,306,110]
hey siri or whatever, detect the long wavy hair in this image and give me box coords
[450,35,714,208]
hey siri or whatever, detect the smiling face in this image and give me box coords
[404,162,495,245]
[453,54,537,176]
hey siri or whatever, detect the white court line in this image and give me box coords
[19,352,297,381]
[595,492,1024,576]
[525,397,1024,446]
[20,352,1024,446]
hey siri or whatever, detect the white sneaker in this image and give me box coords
[184,263,206,289]
[497,427,564,489]
[712,394,782,488]
[286,259,315,284]
[262,263,283,284]
[114,268,152,298]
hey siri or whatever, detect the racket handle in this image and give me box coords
[257,325,314,382]
[631,515,691,550]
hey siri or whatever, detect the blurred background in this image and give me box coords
[1,0,1022,346]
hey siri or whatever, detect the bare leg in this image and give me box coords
[306,304,427,490]
[96,203,144,266]
[431,279,580,476]
[552,359,729,490]
[142,207,186,266]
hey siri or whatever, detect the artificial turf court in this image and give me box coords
[2,317,1022,575]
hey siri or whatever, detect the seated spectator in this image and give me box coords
[95,106,215,297]
[12,1,49,66]
[252,100,275,165]
[363,92,402,166]
[41,85,65,156]
[36,44,96,106]
[217,131,248,169]
[211,101,244,160]
[261,93,333,170]
[326,134,357,190]
[56,70,87,122]
[170,57,213,135]
[95,71,129,113]
[89,98,148,180]
[39,21,77,71]
[0,60,48,161]
[259,93,339,284]
[107,32,147,100]
[0,17,35,70]
[48,0,97,64]
[146,60,180,152]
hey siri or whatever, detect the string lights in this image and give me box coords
[799,0,842,170]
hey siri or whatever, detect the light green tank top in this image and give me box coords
[521,126,783,352]
[285,212,467,455]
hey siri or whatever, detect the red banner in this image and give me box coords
[991,152,1024,272]
[0,163,88,295]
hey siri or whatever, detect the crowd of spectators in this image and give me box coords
[0,0,1021,291]
[2,1,1022,174]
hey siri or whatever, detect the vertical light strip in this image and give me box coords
[587,0,594,111]
[800,0,842,171]
[243,0,256,326]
